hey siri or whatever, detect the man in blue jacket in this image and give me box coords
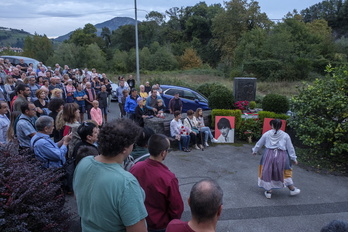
[125,88,139,120]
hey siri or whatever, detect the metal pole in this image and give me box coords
[134,0,140,85]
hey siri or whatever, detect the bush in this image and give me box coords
[211,109,242,130]
[262,94,289,113]
[208,89,234,110]
[0,142,72,231]
[257,111,290,122]
[289,66,348,166]
[249,101,256,109]
[197,83,230,99]
[236,119,262,142]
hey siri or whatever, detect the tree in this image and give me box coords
[148,46,178,71]
[68,24,99,47]
[145,11,166,25]
[101,27,111,48]
[23,34,53,63]
[179,48,202,70]
[46,43,82,68]
[112,49,128,73]
[212,0,271,64]
[110,24,135,51]
[289,65,348,163]
[82,43,106,70]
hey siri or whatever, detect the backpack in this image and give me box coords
[123,153,150,171]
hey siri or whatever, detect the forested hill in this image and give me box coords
[0,27,32,48]
[301,0,348,38]
[54,17,136,42]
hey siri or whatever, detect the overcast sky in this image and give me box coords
[1,0,322,38]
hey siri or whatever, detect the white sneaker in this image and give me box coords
[194,145,200,150]
[211,138,218,143]
[264,191,272,199]
[205,142,209,147]
[290,187,301,196]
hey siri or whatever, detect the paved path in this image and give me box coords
[164,144,348,232]
[66,102,348,231]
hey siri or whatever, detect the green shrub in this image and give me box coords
[197,83,230,99]
[208,89,234,110]
[236,119,262,141]
[257,111,290,123]
[249,101,256,109]
[289,66,348,165]
[211,109,242,130]
[262,94,289,113]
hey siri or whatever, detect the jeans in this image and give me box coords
[178,135,190,150]
[200,126,214,142]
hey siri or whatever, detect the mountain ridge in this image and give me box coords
[54,16,136,42]
[0,16,136,47]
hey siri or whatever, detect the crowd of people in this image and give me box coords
[1,58,344,231]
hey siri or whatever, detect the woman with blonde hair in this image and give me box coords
[4,75,16,102]
[194,108,218,146]
[51,88,63,100]
[34,88,49,117]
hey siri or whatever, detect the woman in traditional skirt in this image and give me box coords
[252,119,300,199]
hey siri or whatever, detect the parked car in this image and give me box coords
[0,55,46,70]
[110,80,118,101]
[160,85,210,113]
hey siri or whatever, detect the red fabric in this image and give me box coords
[166,219,195,232]
[130,159,184,230]
[63,125,71,136]
[10,95,17,111]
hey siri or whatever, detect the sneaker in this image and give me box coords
[290,187,301,196]
[194,145,200,150]
[264,191,272,199]
[205,142,209,147]
[211,138,218,143]
[199,144,204,149]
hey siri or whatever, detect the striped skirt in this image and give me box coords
[258,148,293,191]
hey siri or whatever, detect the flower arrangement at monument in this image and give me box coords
[235,101,249,111]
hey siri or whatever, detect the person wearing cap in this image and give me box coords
[125,88,139,120]
[135,96,150,127]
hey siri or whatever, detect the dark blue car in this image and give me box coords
[160,85,210,113]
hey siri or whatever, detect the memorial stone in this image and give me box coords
[234,77,257,102]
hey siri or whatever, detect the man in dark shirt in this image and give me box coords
[127,75,135,90]
[18,59,29,72]
[169,92,183,114]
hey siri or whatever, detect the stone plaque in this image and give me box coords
[233,77,256,102]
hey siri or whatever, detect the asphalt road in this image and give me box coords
[66,101,348,231]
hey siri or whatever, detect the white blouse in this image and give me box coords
[252,129,297,161]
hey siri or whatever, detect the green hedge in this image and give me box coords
[257,111,290,122]
[211,109,242,130]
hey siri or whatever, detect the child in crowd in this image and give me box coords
[97,85,108,123]
[120,89,129,118]
[156,99,165,118]
[90,100,103,126]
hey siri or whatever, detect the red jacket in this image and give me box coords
[130,158,184,230]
